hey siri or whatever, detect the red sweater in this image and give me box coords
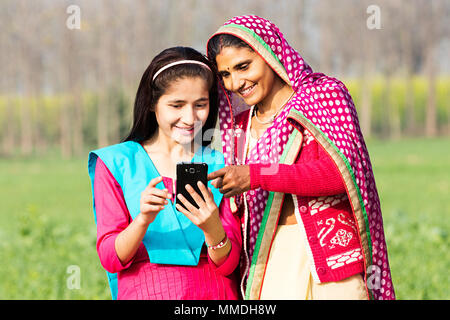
[249,137,346,197]
[236,110,365,284]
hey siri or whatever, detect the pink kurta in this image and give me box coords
[94,158,241,300]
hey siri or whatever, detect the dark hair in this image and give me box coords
[123,46,218,146]
[207,34,253,66]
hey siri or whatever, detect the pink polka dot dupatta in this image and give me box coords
[207,15,395,300]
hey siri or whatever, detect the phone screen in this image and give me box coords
[176,162,208,210]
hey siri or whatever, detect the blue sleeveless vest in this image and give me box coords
[87,141,224,299]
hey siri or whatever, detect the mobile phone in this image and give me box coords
[176,162,208,210]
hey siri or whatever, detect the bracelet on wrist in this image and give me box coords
[206,234,228,250]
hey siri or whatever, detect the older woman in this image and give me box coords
[206,15,394,300]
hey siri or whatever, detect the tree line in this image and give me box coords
[0,0,448,158]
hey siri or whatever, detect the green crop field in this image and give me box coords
[365,138,449,299]
[0,138,448,300]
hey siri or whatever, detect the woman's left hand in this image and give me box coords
[175,181,224,237]
[208,165,251,198]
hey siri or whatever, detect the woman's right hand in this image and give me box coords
[138,176,171,225]
[208,165,251,198]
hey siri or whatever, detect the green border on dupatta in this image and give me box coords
[244,130,299,300]
[213,24,291,85]
[223,23,282,66]
[288,108,374,265]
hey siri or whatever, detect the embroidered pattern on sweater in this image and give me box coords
[326,248,363,269]
[313,193,361,256]
[318,218,335,247]
[330,229,353,247]
[309,194,347,215]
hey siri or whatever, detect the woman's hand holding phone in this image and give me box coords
[176,181,221,232]
[176,182,228,251]
[138,176,171,225]
[176,181,231,264]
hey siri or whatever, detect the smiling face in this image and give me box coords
[216,46,278,107]
[154,76,210,146]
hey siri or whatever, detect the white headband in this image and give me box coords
[152,60,212,81]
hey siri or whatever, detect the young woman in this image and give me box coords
[88,47,241,300]
[206,15,395,300]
